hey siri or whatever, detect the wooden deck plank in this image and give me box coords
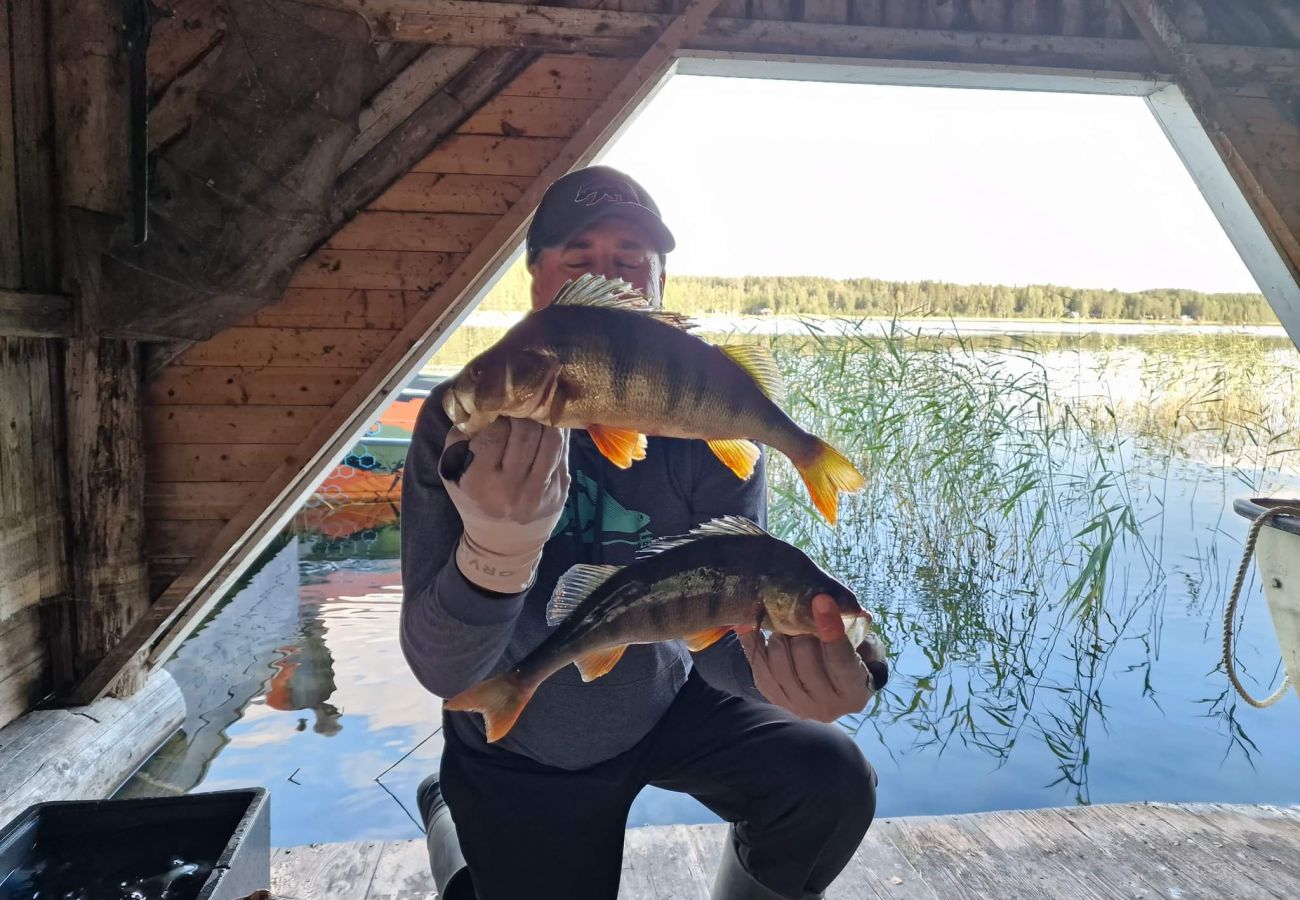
[268,804,1300,900]
[1052,804,1284,900]
[366,840,438,899]
[271,841,385,900]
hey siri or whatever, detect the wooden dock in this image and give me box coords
[270,802,1300,899]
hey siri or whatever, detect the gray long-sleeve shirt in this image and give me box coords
[400,384,767,770]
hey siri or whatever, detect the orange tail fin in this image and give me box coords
[796,440,866,525]
[445,673,536,743]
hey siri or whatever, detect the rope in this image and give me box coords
[1223,505,1300,708]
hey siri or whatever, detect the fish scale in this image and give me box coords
[445,517,872,742]
[443,274,867,523]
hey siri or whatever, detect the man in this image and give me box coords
[401,166,884,900]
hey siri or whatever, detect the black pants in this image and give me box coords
[439,672,877,900]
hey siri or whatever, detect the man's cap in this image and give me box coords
[526,166,675,263]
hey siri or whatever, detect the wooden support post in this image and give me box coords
[50,0,151,697]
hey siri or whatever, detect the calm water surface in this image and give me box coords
[121,329,1300,846]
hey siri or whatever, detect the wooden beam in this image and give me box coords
[339,46,480,173]
[0,291,73,338]
[1117,0,1300,305]
[68,0,726,706]
[333,47,536,220]
[11,0,58,292]
[0,0,20,288]
[349,0,1300,78]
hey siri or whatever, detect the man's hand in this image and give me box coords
[441,417,570,594]
[736,595,886,722]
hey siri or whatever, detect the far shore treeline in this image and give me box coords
[482,261,1277,325]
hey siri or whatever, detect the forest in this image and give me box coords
[481,260,1277,324]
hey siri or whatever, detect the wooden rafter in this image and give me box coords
[69,0,727,706]
[1116,0,1300,281]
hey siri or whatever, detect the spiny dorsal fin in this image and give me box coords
[637,515,770,558]
[719,345,786,406]
[547,563,621,625]
[548,274,696,330]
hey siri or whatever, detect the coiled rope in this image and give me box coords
[1223,505,1300,708]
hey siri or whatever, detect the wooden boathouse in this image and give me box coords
[2,0,1299,894]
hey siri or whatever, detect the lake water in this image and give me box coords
[120,326,1300,848]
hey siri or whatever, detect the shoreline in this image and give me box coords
[463,309,1289,339]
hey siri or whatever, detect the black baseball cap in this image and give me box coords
[526,166,675,264]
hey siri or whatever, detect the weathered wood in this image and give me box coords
[145,405,329,446]
[340,46,480,173]
[0,291,74,338]
[145,481,261,520]
[327,211,499,252]
[0,608,47,729]
[252,290,409,331]
[148,442,297,486]
[175,327,402,369]
[26,340,68,605]
[148,40,225,151]
[370,172,533,213]
[459,94,598,137]
[269,841,386,900]
[0,0,20,288]
[147,365,367,406]
[147,0,225,95]
[363,841,439,899]
[412,134,568,174]
[333,47,537,221]
[0,341,40,622]
[0,670,185,824]
[144,519,227,558]
[10,0,58,292]
[97,0,376,342]
[270,805,1300,899]
[499,55,636,98]
[1119,0,1300,288]
[58,339,150,695]
[288,249,463,291]
[51,0,130,218]
[803,0,848,26]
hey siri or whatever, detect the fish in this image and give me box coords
[444,516,874,742]
[441,274,865,523]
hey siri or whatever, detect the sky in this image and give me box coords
[598,76,1261,294]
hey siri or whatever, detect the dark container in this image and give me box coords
[0,789,269,900]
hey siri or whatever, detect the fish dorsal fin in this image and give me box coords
[719,345,786,406]
[548,274,695,330]
[637,515,769,558]
[547,563,621,626]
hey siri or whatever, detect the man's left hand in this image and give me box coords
[736,595,885,722]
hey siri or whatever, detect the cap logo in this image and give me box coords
[574,183,632,207]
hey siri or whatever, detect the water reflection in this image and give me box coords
[121,332,1300,845]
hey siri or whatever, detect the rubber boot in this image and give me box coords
[710,827,825,900]
[417,773,475,900]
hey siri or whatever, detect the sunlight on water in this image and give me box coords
[121,328,1300,846]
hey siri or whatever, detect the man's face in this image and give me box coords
[529,217,666,311]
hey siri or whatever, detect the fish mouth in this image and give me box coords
[443,385,480,433]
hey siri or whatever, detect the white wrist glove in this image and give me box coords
[439,418,570,594]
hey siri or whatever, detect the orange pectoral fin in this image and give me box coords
[684,626,734,652]
[586,426,648,469]
[574,645,628,681]
[706,439,760,481]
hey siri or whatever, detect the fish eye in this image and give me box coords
[468,362,482,380]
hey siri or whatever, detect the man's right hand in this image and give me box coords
[440,417,570,594]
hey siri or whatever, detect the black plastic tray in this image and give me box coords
[0,788,269,900]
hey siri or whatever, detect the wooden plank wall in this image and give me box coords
[0,0,67,728]
[142,54,633,597]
